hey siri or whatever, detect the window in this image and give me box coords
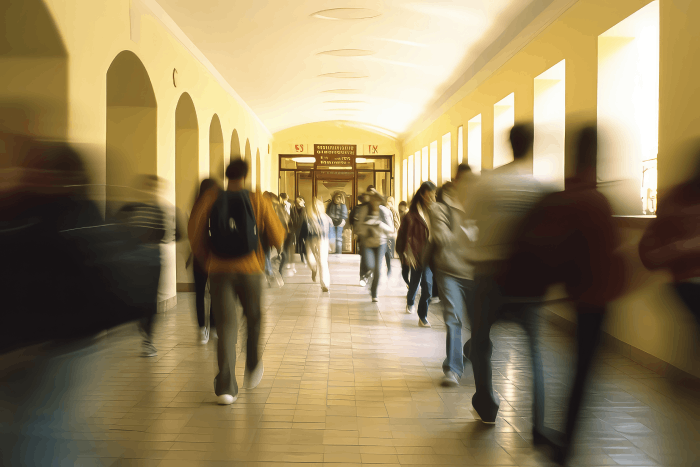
[534,60,565,190]
[408,154,414,199]
[414,150,421,194]
[493,93,515,168]
[457,126,464,164]
[597,0,659,215]
[442,132,451,182]
[429,140,438,185]
[421,146,429,183]
[402,158,408,201]
[467,115,481,174]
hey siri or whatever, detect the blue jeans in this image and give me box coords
[465,272,544,427]
[330,226,344,253]
[363,243,387,299]
[407,266,432,320]
[436,273,474,377]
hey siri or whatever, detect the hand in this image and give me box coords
[340,219,346,228]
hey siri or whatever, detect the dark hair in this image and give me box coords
[225,159,248,180]
[510,123,534,160]
[575,125,597,176]
[398,201,407,208]
[199,178,218,195]
[410,181,436,211]
[367,185,375,191]
[280,192,288,200]
[456,163,471,179]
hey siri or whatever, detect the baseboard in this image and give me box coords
[157,295,176,313]
[539,305,699,383]
[177,283,196,292]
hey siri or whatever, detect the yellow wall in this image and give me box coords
[4,0,273,302]
[272,122,402,200]
[401,0,700,378]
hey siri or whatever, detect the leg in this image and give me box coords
[359,242,367,279]
[306,237,318,279]
[402,264,411,286]
[370,244,386,299]
[385,238,394,275]
[417,266,433,321]
[363,246,377,290]
[319,237,330,289]
[236,274,264,384]
[210,273,239,397]
[407,267,422,308]
[438,274,470,377]
[193,265,207,328]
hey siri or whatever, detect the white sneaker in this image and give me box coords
[199,327,209,344]
[442,371,460,387]
[419,317,431,328]
[372,297,379,303]
[217,394,237,405]
[359,278,367,287]
[406,304,415,314]
[211,328,218,339]
[141,341,157,357]
[243,361,264,389]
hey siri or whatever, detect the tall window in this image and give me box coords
[402,158,408,201]
[534,60,566,190]
[408,154,414,199]
[421,146,429,183]
[414,150,421,194]
[457,126,464,164]
[468,115,482,173]
[429,141,438,185]
[442,132,451,182]
[494,93,515,168]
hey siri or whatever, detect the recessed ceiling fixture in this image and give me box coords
[318,72,368,79]
[318,49,375,57]
[324,100,365,104]
[322,89,362,94]
[311,8,381,20]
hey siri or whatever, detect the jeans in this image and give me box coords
[306,236,330,289]
[385,238,395,275]
[279,232,295,272]
[359,242,368,279]
[194,264,215,329]
[464,272,544,427]
[407,266,433,320]
[209,272,263,397]
[436,273,474,377]
[330,226,344,254]
[402,264,411,286]
[363,243,387,299]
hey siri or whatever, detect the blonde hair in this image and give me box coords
[306,196,325,221]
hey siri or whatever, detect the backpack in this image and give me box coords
[208,189,258,258]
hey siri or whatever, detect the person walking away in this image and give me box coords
[268,193,288,286]
[326,191,348,254]
[191,178,219,344]
[398,201,408,222]
[355,190,394,302]
[188,159,285,405]
[430,165,478,387]
[280,192,291,215]
[348,192,371,285]
[291,197,308,265]
[385,196,401,275]
[502,125,625,463]
[462,123,550,436]
[305,197,333,292]
[396,181,437,325]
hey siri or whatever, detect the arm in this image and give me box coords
[379,207,394,235]
[262,196,286,252]
[429,203,456,248]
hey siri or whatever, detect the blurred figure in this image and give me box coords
[326,191,348,254]
[292,196,308,265]
[266,192,287,287]
[305,197,333,292]
[355,189,395,302]
[278,192,295,274]
[463,123,548,429]
[280,192,291,215]
[397,181,437,325]
[348,192,371,285]
[385,196,401,272]
[191,178,219,344]
[117,174,186,357]
[398,200,408,222]
[188,159,285,405]
[502,125,624,463]
[639,145,700,329]
[430,164,478,387]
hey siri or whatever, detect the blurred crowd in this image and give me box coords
[1,122,699,466]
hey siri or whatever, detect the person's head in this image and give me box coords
[368,191,385,212]
[386,196,395,209]
[199,178,218,196]
[333,192,344,205]
[410,181,437,211]
[510,123,535,160]
[225,159,248,182]
[398,201,408,213]
[295,196,304,208]
[455,163,472,182]
[280,192,288,203]
[367,185,375,192]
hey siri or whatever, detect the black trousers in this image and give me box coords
[194,264,215,329]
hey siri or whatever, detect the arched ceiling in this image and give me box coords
[155,0,552,136]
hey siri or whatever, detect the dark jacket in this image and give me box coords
[429,185,476,280]
[396,206,430,269]
[327,202,348,227]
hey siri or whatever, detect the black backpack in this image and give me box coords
[208,189,259,258]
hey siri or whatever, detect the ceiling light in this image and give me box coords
[311,8,381,20]
[318,72,368,79]
[318,49,375,57]
[322,89,362,94]
[292,157,316,163]
[324,100,365,104]
[356,158,368,163]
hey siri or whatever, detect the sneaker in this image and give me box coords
[211,328,218,340]
[199,327,209,345]
[418,317,431,328]
[372,297,379,303]
[472,407,497,424]
[321,286,329,293]
[217,394,237,405]
[359,278,367,287]
[243,361,264,389]
[431,297,441,304]
[406,304,415,314]
[442,371,460,387]
[141,341,157,357]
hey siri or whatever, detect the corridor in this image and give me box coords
[51,256,698,467]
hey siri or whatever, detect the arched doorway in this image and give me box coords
[256,148,262,192]
[231,129,241,159]
[209,114,224,185]
[175,93,198,287]
[244,139,252,189]
[106,50,157,219]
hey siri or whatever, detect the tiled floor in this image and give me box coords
[26,255,700,466]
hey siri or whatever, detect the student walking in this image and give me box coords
[305,197,333,292]
[355,190,394,302]
[188,159,285,405]
[385,196,401,275]
[326,191,348,254]
[396,181,437,325]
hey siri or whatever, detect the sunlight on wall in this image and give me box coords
[597,0,659,215]
[402,159,408,201]
[457,126,464,164]
[533,60,565,190]
[493,93,515,168]
[429,140,438,185]
[467,115,482,174]
[408,154,414,198]
[414,150,421,192]
[421,146,429,183]
[442,132,451,183]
